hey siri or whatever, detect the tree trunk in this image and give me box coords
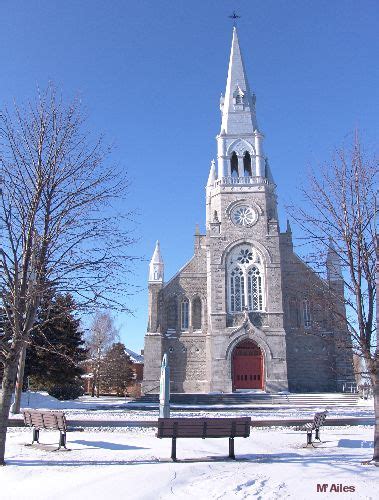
[10,345,26,414]
[373,372,379,463]
[0,360,19,465]
[91,372,96,397]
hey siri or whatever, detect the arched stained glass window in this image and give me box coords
[247,267,263,310]
[289,299,299,327]
[167,298,177,330]
[303,299,311,328]
[192,297,202,330]
[227,245,265,314]
[181,299,189,330]
[230,267,245,312]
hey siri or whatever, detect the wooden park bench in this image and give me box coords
[297,410,328,447]
[157,417,251,461]
[22,409,70,451]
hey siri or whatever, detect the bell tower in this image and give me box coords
[205,27,288,392]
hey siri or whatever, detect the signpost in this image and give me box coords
[159,353,170,418]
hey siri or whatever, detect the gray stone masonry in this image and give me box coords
[141,26,355,395]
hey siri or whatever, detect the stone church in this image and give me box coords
[142,28,354,394]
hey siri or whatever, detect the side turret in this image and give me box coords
[148,241,164,333]
[326,238,346,320]
[326,239,343,283]
[149,240,164,283]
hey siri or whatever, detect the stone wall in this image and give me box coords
[280,233,354,392]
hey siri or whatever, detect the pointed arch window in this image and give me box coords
[247,267,263,310]
[167,298,177,330]
[227,245,265,314]
[230,267,245,312]
[233,87,245,106]
[243,151,252,177]
[289,298,299,327]
[181,298,189,330]
[230,152,238,177]
[303,299,311,328]
[192,297,202,330]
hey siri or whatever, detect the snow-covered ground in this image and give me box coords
[8,391,375,422]
[1,425,377,499]
[2,392,376,499]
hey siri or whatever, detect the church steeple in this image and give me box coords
[220,27,258,135]
[216,28,266,180]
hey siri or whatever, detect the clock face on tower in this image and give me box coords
[230,204,257,227]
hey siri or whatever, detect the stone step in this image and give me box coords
[137,392,362,406]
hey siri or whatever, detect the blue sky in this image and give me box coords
[1,0,378,352]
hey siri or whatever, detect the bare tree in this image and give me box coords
[288,134,378,464]
[86,311,118,397]
[0,85,136,465]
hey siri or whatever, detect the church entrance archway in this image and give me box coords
[232,339,264,390]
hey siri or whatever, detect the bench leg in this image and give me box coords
[32,428,39,445]
[171,437,177,461]
[314,428,321,441]
[229,438,235,459]
[305,431,316,447]
[57,431,68,450]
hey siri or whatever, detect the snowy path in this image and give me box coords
[1,426,377,499]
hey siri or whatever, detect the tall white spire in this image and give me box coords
[216,27,266,180]
[149,240,164,283]
[220,27,258,135]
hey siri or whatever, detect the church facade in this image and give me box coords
[142,28,354,394]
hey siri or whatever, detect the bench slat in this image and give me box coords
[22,410,67,431]
[157,417,251,439]
[158,430,247,438]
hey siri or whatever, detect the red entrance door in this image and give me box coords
[232,340,264,390]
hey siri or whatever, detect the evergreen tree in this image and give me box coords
[102,342,134,396]
[25,293,87,391]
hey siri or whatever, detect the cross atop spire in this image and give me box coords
[228,11,240,26]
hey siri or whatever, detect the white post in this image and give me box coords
[159,353,170,418]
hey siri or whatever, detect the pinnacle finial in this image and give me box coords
[207,159,217,186]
